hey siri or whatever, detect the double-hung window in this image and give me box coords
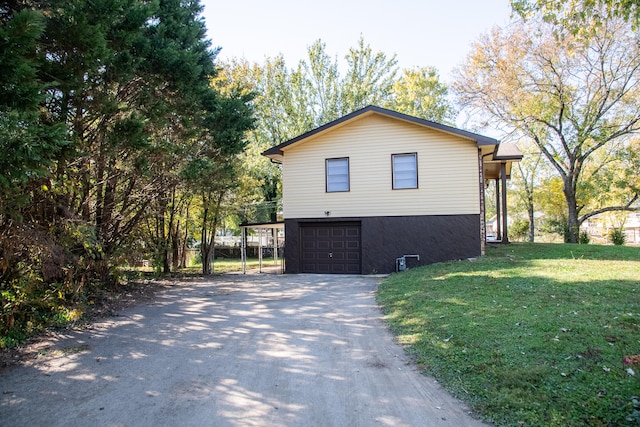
[326,157,350,192]
[392,153,418,189]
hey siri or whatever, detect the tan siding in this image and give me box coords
[282,115,480,218]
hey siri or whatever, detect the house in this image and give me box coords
[486,214,514,241]
[581,211,640,245]
[262,106,522,274]
[626,212,640,244]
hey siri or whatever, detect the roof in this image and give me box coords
[493,143,524,161]
[262,105,501,163]
[239,221,284,229]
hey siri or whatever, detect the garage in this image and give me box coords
[300,222,361,274]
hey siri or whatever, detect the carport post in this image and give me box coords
[258,227,263,273]
[241,226,247,274]
[273,228,278,264]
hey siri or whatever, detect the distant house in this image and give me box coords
[581,211,640,244]
[626,212,640,244]
[486,215,514,240]
[262,106,522,274]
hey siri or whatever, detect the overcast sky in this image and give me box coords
[201,0,513,82]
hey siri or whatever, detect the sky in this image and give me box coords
[201,0,514,82]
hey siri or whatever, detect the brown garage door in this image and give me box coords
[300,223,361,274]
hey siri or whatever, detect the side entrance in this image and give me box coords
[300,222,361,274]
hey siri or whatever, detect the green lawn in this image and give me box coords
[184,258,280,274]
[377,243,640,427]
[125,258,280,275]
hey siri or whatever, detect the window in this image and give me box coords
[326,157,349,192]
[392,153,418,189]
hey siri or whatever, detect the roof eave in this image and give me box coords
[261,147,283,163]
[260,105,501,161]
[492,143,524,161]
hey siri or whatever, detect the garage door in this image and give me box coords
[300,223,361,274]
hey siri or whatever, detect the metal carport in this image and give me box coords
[239,222,284,274]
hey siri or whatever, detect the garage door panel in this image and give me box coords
[304,262,331,273]
[332,228,345,237]
[332,252,345,261]
[331,241,345,250]
[346,227,359,237]
[301,228,316,238]
[332,264,346,273]
[317,241,330,250]
[300,223,361,274]
[317,228,330,237]
[302,251,317,261]
[302,241,317,250]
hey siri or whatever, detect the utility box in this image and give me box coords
[395,254,420,272]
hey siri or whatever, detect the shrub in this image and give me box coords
[1,221,105,346]
[610,227,626,245]
[579,230,590,244]
[510,219,530,241]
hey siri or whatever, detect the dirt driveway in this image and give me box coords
[1,273,487,427]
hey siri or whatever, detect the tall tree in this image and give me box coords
[511,0,640,33]
[1,0,254,334]
[454,16,640,243]
[385,66,456,124]
[509,140,547,242]
[302,40,341,126]
[0,8,67,217]
[215,58,288,224]
[341,36,398,114]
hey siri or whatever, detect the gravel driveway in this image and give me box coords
[1,273,487,426]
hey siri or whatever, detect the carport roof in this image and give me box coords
[239,222,284,229]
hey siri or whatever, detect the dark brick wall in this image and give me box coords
[285,215,481,274]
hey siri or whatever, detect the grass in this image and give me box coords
[377,243,640,427]
[122,258,281,276]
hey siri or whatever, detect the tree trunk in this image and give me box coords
[526,185,535,243]
[180,219,188,268]
[171,222,180,271]
[563,179,580,243]
[528,203,535,243]
[161,221,171,275]
[201,202,210,275]
[203,243,214,275]
[200,191,224,275]
[153,195,171,274]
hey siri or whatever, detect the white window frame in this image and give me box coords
[392,153,418,189]
[326,157,350,192]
